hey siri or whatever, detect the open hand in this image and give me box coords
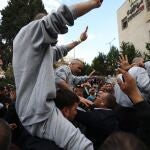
[79,96,93,107]
[80,26,88,42]
[118,54,134,71]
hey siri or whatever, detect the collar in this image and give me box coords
[94,107,112,111]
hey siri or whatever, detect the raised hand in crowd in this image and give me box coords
[88,69,96,77]
[79,96,93,107]
[80,26,88,42]
[118,54,135,71]
[63,26,89,51]
[117,68,143,104]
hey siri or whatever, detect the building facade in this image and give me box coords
[117,0,150,53]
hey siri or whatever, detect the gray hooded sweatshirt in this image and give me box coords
[13,5,93,150]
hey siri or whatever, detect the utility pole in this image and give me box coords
[106,38,116,50]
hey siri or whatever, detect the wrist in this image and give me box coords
[73,39,82,45]
[128,90,143,104]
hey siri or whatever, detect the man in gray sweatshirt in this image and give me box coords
[13,0,103,149]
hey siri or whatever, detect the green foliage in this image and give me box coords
[0,44,12,70]
[106,46,119,75]
[144,43,150,60]
[91,52,107,76]
[5,64,15,85]
[90,46,119,76]
[0,0,47,67]
[120,41,142,64]
[0,0,46,46]
[81,62,93,75]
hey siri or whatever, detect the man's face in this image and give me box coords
[62,102,78,121]
[96,91,108,101]
[94,91,109,107]
[138,58,144,67]
[70,62,84,75]
[106,83,113,93]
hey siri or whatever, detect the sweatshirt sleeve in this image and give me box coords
[53,45,70,62]
[30,5,77,46]
[136,68,150,93]
[72,75,88,85]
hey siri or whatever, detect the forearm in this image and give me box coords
[57,81,71,90]
[65,40,81,51]
[70,0,101,19]
[128,89,144,104]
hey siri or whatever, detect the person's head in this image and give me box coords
[105,83,114,93]
[132,57,144,67]
[54,89,80,121]
[99,132,148,150]
[0,119,11,150]
[10,88,16,102]
[69,59,84,75]
[94,91,116,109]
[89,87,96,96]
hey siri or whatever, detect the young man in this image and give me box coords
[54,89,80,122]
[13,0,103,149]
[55,59,88,90]
[76,91,119,149]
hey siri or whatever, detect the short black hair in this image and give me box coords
[54,89,80,109]
[105,93,116,109]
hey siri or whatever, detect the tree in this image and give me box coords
[81,62,93,75]
[91,52,107,76]
[144,43,150,60]
[5,63,15,85]
[120,41,142,64]
[0,0,47,67]
[106,46,119,75]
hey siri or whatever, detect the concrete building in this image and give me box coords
[117,0,150,53]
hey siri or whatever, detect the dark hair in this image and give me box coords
[0,119,11,150]
[105,93,116,109]
[54,89,80,109]
[99,132,148,150]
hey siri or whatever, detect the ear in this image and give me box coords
[61,107,70,119]
[100,101,105,107]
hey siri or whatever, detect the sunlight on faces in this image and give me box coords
[70,61,84,75]
[94,91,109,107]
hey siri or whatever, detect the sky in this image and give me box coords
[0,0,125,64]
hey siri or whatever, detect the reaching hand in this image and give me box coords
[91,0,103,8]
[117,68,143,104]
[80,26,88,42]
[118,54,134,71]
[79,96,93,107]
[89,69,96,77]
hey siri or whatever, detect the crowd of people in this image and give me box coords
[0,0,150,149]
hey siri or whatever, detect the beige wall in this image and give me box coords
[117,0,150,53]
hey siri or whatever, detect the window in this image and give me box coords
[146,0,150,11]
[121,17,128,30]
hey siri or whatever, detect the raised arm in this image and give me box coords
[71,0,103,18]
[53,26,88,62]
